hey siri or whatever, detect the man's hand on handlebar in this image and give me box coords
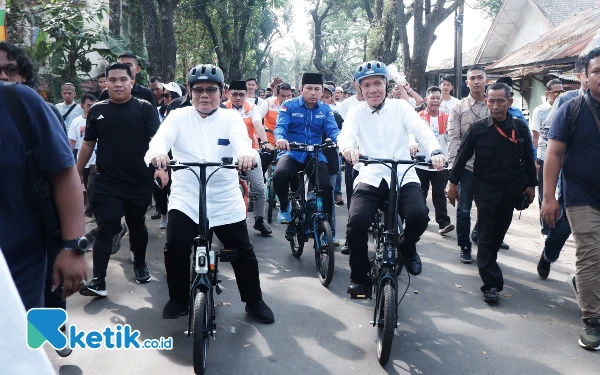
[151,153,171,169]
[262,142,275,151]
[238,155,256,171]
[276,139,290,151]
[342,147,362,165]
[431,154,446,171]
[154,169,169,188]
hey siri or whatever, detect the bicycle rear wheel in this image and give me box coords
[289,218,304,258]
[193,291,209,375]
[267,179,275,224]
[376,282,396,366]
[315,219,335,287]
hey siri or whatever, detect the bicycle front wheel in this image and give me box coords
[376,282,396,366]
[289,218,304,258]
[193,291,209,375]
[315,219,335,287]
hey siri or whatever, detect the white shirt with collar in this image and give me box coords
[145,107,258,227]
[340,95,362,119]
[338,99,441,189]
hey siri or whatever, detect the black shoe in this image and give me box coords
[500,242,510,250]
[245,301,275,324]
[253,217,272,236]
[79,277,107,297]
[483,287,500,303]
[340,244,350,255]
[111,223,128,255]
[347,280,370,295]
[460,246,472,264]
[404,253,422,276]
[151,210,161,220]
[162,299,189,319]
[134,263,151,284]
[537,253,551,280]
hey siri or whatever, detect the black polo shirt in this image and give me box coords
[84,97,160,201]
[98,83,157,107]
[449,114,537,203]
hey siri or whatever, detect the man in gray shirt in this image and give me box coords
[535,57,587,280]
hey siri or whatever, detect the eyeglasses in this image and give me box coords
[550,90,565,97]
[0,65,20,77]
[230,92,246,97]
[191,87,220,96]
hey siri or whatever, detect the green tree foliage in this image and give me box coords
[474,0,503,20]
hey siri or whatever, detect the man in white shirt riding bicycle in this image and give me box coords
[338,61,446,295]
[146,64,274,324]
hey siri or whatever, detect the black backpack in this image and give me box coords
[3,83,62,248]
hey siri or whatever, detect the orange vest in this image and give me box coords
[226,101,259,149]
[263,97,279,146]
[418,110,448,135]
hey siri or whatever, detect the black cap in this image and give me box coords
[229,80,247,91]
[301,73,323,86]
[496,76,513,87]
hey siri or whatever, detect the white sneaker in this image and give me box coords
[567,274,581,309]
[160,215,168,229]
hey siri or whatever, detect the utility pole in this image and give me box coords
[454,0,464,99]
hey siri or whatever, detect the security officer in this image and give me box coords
[447,83,537,303]
[273,73,340,224]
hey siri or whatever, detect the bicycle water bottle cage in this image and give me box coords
[219,249,238,263]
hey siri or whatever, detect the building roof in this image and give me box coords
[485,7,600,73]
[475,0,595,65]
[533,0,600,27]
[426,45,481,73]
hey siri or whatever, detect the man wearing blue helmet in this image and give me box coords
[338,61,446,294]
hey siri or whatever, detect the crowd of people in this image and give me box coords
[1,38,599,374]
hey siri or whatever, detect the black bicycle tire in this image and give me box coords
[267,179,275,224]
[193,291,209,375]
[377,283,396,366]
[290,218,304,258]
[315,219,335,286]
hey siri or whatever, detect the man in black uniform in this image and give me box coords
[447,83,537,303]
[98,53,157,107]
[77,62,160,297]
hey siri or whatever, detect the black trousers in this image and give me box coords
[152,169,171,215]
[344,160,359,210]
[475,196,515,293]
[82,165,97,216]
[91,182,149,278]
[273,155,333,222]
[165,210,263,304]
[347,181,429,283]
[415,168,451,228]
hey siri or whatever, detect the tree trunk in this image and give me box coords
[141,0,163,78]
[311,0,336,82]
[126,0,145,58]
[157,0,179,82]
[109,0,122,35]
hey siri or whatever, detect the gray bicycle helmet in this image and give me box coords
[188,64,225,89]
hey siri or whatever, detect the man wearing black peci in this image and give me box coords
[77,62,160,297]
[447,83,537,303]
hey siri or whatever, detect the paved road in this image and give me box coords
[51,195,597,375]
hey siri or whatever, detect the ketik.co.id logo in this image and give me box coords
[27,308,173,350]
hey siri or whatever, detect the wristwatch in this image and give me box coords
[62,236,91,255]
[431,149,444,157]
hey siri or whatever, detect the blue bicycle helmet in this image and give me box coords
[354,61,388,83]
[188,64,225,89]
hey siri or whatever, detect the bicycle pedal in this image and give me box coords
[215,284,223,295]
[350,292,372,300]
[219,249,238,262]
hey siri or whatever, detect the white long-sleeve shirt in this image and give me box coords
[338,99,442,189]
[144,107,258,227]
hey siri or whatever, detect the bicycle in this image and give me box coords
[263,129,278,224]
[284,140,336,287]
[164,158,240,375]
[348,155,432,366]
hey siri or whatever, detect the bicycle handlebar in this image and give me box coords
[288,140,336,151]
[358,155,434,167]
[163,158,239,170]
